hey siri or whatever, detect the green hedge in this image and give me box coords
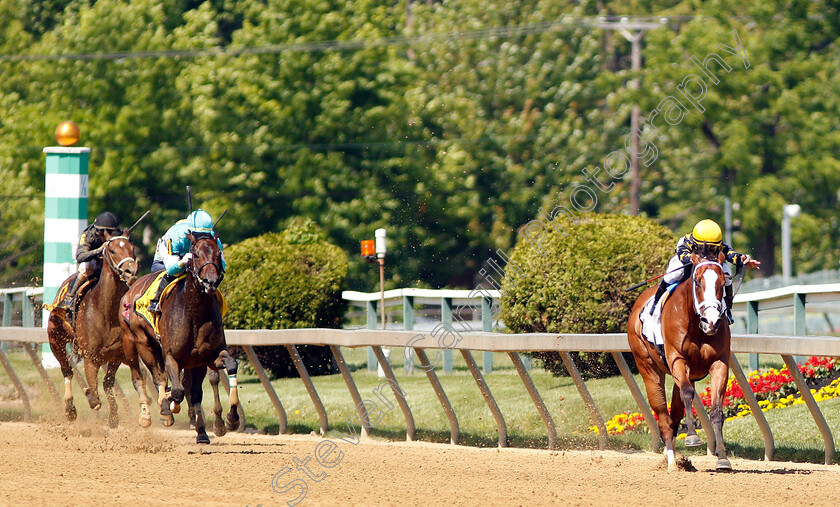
[223,218,348,377]
[500,213,676,377]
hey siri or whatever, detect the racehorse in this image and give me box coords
[47,233,139,427]
[627,251,732,471]
[120,231,239,443]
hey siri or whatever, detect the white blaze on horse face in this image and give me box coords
[701,268,722,327]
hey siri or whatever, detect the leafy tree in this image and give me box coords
[1,0,839,293]
[628,2,840,275]
[223,218,347,377]
[500,213,675,377]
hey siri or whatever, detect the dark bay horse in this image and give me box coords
[628,252,732,471]
[120,232,239,443]
[47,234,139,427]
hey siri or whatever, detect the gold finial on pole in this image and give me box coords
[55,121,80,146]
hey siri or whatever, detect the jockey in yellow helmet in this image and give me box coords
[649,219,761,323]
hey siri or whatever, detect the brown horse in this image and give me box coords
[628,252,732,471]
[47,233,139,427]
[120,232,239,443]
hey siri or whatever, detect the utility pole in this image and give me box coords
[597,18,666,215]
[406,1,415,60]
[621,28,644,215]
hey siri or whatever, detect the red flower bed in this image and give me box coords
[592,356,840,435]
[698,356,840,419]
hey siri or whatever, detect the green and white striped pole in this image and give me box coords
[42,121,88,368]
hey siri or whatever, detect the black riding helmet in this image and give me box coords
[93,211,119,230]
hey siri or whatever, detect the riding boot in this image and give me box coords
[724,284,734,324]
[148,274,173,314]
[58,271,88,311]
[649,280,668,315]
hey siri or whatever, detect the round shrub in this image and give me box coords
[224,218,348,377]
[500,213,676,377]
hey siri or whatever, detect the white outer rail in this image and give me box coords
[2,284,840,461]
[2,325,839,462]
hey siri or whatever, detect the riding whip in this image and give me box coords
[186,185,193,213]
[124,210,151,235]
[212,209,228,229]
[624,263,690,292]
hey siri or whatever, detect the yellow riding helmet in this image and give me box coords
[692,219,723,244]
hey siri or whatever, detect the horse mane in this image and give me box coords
[191,232,215,242]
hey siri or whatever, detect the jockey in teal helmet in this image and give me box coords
[187,209,214,234]
[148,209,225,313]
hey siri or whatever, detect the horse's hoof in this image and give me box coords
[716,458,732,471]
[108,415,119,429]
[170,400,181,414]
[139,416,152,428]
[160,414,175,427]
[196,428,210,444]
[225,411,240,432]
[683,434,703,447]
[84,388,102,411]
[65,402,77,422]
[214,419,227,437]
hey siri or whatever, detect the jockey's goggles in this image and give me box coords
[695,241,722,254]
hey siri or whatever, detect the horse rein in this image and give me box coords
[691,260,724,317]
[101,236,137,286]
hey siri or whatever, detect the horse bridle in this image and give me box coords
[101,236,137,286]
[691,260,724,317]
[186,236,224,292]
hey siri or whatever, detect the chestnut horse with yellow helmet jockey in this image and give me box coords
[628,219,761,470]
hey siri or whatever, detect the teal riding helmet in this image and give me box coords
[187,209,213,233]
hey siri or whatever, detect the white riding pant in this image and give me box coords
[663,255,732,286]
[78,259,98,276]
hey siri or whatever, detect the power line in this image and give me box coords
[1,12,823,63]
[0,15,693,62]
[0,129,599,152]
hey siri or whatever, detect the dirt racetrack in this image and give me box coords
[2,420,840,506]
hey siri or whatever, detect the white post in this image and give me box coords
[42,144,89,368]
[782,204,800,284]
[724,196,732,245]
[375,228,388,370]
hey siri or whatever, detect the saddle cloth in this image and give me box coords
[638,282,680,347]
[43,276,95,317]
[128,272,228,336]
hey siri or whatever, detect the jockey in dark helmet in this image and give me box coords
[56,211,123,311]
[649,219,761,324]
